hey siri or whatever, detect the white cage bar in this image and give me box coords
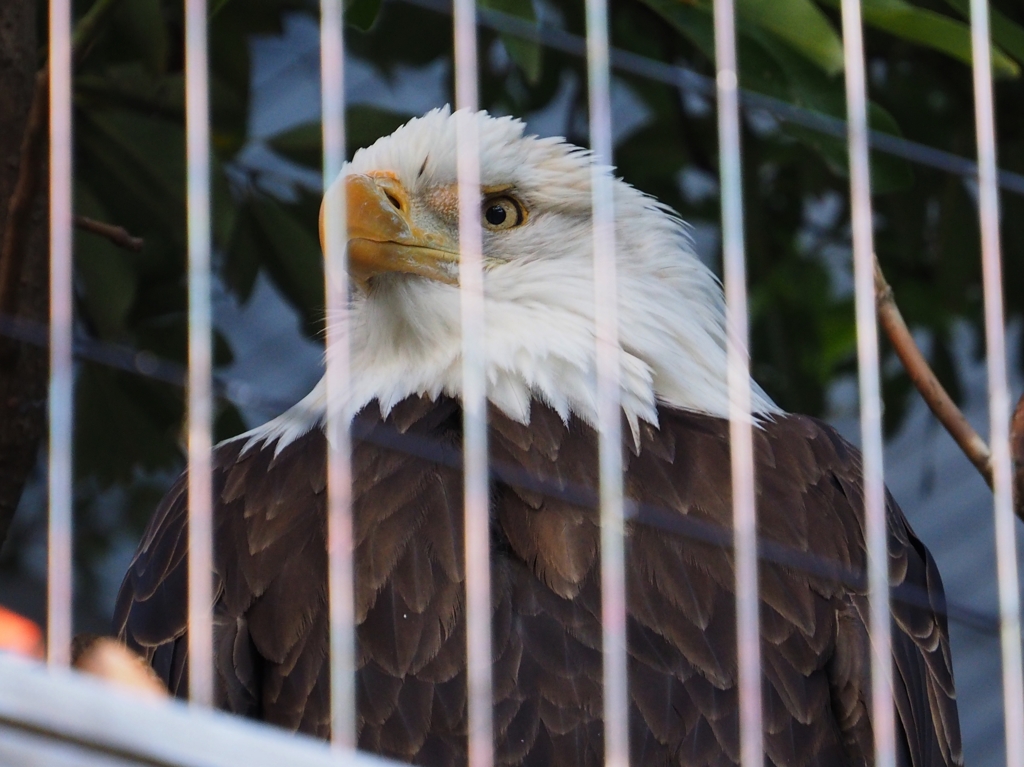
[711,0,763,764]
[184,0,215,709]
[46,0,74,672]
[0,0,1017,764]
[452,2,494,767]
[969,1,1024,765]
[839,2,895,767]
[319,0,357,750]
[582,1,630,766]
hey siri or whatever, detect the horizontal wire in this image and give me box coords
[0,311,1003,637]
[395,0,1024,197]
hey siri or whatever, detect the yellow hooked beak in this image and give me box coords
[320,173,459,291]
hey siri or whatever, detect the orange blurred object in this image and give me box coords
[72,635,167,697]
[0,605,44,659]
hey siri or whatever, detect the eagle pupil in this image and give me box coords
[486,204,507,226]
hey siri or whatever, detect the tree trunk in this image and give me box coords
[0,0,51,552]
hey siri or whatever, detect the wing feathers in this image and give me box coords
[114,398,962,766]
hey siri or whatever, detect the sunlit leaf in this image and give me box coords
[640,0,912,192]
[819,0,1019,77]
[748,29,913,192]
[941,0,1024,65]
[734,0,844,75]
[642,0,843,74]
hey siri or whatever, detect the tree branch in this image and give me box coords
[0,0,50,553]
[0,67,48,328]
[74,215,143,252]
[876,256,1024,526]
[0,0,127,328]
[873,256,995,487]
[71,0,127,66]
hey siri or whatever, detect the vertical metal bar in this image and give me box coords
[185,0,214,707]
[319,0,355,751]
[968,3,1024,764]
[711,2,761,765]
[452,4,492,767]
[838,3,893,767]
[582,2,628,766]
[46,0,74,669]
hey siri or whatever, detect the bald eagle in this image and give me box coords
[114,108,963,766]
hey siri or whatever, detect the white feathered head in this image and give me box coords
[249,107,777,452]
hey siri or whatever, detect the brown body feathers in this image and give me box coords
[114,396,962,766]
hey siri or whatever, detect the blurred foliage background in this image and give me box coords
[1,0,1022,648]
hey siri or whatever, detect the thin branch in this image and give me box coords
[0,0,127,325]
[874,256,995,488]
[74,215,143,252]
[1012,393,1024,521]
[71,0,126,66]
[0,67,49,324]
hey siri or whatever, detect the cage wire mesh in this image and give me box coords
[0,0,1019,764]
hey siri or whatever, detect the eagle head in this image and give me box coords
[251,107,777,452]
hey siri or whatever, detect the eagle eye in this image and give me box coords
[482,195,524,231]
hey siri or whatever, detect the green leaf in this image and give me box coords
[647,0,843,74]
[734,0,845,75]
[347,0,384,31]
[76,98,236,255]
[75,365,184,485]
[215,401,248,443]
[634,0,911,191]
[747,29,913,192]
[941,0,1024,66]
[819,0,1019,78]
[112,0,170,75]
[231,192,325,336]
[268,122,323,170]
[632,0,716,61]
[745,24,913,192]
[75,108,187,253]
[74,183,138,337]
[210,0,234,20]
[480,0,543,83]
[75,65,185,121]
[637,0,791,98]
[224,198,265,302]
[267,106,415,169]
